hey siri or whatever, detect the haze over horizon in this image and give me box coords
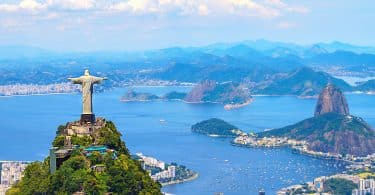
[0,0,374,51]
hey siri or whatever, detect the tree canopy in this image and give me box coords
[7,120,161,195]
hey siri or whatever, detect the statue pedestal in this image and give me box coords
[81,114,95,124]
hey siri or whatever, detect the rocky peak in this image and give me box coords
[184,80,216,102]
[314,84,349,117]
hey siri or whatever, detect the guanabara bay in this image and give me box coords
[3,1,375,195]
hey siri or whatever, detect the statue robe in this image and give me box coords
[69,75,105,114]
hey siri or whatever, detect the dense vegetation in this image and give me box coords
[121,90,160,101]
[323,178,357,195]
[254,67,352,96]
[191,118,241,137]
[162,91,187,100]
[8,120,162,195]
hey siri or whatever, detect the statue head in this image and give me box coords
[84,69,90,76]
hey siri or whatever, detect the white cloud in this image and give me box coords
[47,0,95,10]
[0,0,309,19]
[0,0,95,13]
[265,0,309,14]
[0,4,19,12]
[109,0,157,13]
[106,0,283,18]
[225,0,280,18]
[108,0,206,16]
[20,0,46,10]
[0,0,46,12]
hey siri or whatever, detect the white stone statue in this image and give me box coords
[68,70,106,121]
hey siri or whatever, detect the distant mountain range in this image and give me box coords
[1,39,375,95]
[252,67,353,96]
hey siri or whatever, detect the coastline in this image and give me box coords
[0,92,78,98]
[8,87,372,99]
[161,173,199,186]
[120,97,254,110]
[224,99,253,110]
[232,141,356,164]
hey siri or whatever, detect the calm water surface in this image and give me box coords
[1,87,375,195]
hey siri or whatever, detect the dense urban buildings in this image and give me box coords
[0,161,29,195]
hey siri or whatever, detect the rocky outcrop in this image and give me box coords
[259,113,375,156]
[184,80,216,102]
[63,117,106,136]
[258,85,375,157]
[314,84,349,117]
[184,81,252,105]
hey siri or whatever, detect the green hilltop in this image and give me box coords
[191,118,242,137]
[7,119,162,195]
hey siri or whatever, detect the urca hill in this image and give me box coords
[259,84,375,157]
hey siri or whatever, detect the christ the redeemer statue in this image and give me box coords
[68,70,106,124]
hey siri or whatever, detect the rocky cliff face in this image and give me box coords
[259,113,375,156]
[258,84,375,157]
[184,80,216,102]
[184,81,252,104]
[314,84,349,117]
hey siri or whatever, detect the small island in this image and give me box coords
[120,81,253,109]
[191,118,243,137]
[120,90,161,101]
[184,80,253,108]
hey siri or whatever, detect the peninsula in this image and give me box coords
[235,84,375,158]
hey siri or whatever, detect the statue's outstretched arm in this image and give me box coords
[68,77,82,84]
[93,76,107,83]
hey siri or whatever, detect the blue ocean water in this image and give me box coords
[1,87,374,195]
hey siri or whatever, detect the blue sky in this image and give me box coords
[0,0,374,51]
